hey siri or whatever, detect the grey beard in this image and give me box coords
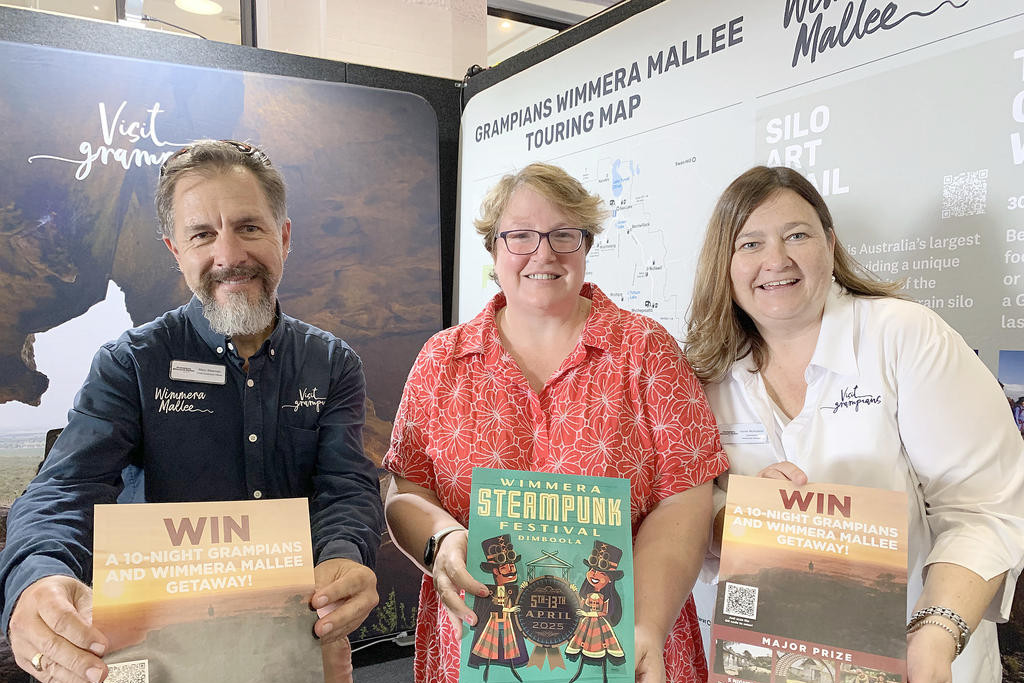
[195,265,278,336]
[201,290,276,336]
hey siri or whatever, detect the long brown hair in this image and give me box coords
[684,166,903,383]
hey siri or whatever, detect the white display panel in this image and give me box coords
[458,0,1024,366]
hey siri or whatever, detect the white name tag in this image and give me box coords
[169,360,226,385]
[719,422,768,445]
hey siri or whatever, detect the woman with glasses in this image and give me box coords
[382,162,727,683]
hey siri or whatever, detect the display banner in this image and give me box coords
[0,40,441,641]
[458,0,1023,360]
[457,0,1024,672]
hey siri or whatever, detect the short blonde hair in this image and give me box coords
[684,166,903,383]
[474,162,607,253]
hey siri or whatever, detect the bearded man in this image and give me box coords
[0,140,383,683]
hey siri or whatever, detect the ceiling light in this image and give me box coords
[174,0,223,15]
[500,20,512,30]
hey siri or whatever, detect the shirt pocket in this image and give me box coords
[276,424,320,493]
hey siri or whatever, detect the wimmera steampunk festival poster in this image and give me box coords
[93,498,323,683]
[462,468,633,683]
[711,475,908,683]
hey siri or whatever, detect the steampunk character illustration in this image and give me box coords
[565,541,626,683]
[469,535,529,681]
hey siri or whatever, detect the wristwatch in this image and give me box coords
[423,525,465,568]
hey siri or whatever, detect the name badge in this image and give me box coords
[169,360,226,385]
[719,422,768,445]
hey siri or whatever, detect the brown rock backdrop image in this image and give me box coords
[0,41,439,644]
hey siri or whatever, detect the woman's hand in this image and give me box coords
[906,623,955,683]
[384,477,491,636]
[905,563,1004,683]
[634,624,667,683]
[757,461,808,484]
[429,529,489,633]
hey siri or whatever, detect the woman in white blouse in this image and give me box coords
[685,166,1024,682]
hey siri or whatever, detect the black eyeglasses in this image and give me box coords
[497,228,587,255]
[159,140,271,177]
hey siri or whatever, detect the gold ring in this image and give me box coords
[31,651,45,672]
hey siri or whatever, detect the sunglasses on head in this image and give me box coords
[159,140,271,177]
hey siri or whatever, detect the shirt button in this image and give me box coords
[248,434,258,443]
[246,379,254,387]
[253,490,263,499]
[270,348,275,357]
[228,342,234,351]
[216,346,224,354]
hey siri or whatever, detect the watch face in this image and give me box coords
[425,527,462,566]
[424,536,436,565]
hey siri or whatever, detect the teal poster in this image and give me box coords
[463,468,634,683]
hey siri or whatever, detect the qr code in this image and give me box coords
[723,582,759,620]
[105,659,149,683]
[941,169,988,219]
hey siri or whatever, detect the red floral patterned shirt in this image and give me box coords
[383,283,727,683]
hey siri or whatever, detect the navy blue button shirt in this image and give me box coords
[0,297,384,631]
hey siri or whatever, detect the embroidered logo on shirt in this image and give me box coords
[281,387,326,413]
[155,387,214,414]
[821,384,882,414]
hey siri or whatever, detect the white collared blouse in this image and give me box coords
[703,284,1024,682]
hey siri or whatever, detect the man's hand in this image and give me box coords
[8,575,109,683]
[312,559,377,683]
[320,631,354,683]
[311,558,378,640]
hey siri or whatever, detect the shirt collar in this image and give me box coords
[185,295,284,363]
[730,350,760,386]
[452,282,610,359]
[808,282,858,377]
[577,283,612,353]
[729,282,857,383]
[452,293,499,359]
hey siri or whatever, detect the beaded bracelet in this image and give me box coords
[906,606,970,657]
[907,606,970,640]
[907,618,963,656]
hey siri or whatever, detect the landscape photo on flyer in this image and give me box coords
[92,497,323,683]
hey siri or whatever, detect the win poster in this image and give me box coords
[93,498,322,682]
[711,476,908,683]
[462,468,633,683]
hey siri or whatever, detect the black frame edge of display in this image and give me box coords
[0,4,461,329]
[240,0,257,48]
[464,0,666,104]
[487,7,571,32]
